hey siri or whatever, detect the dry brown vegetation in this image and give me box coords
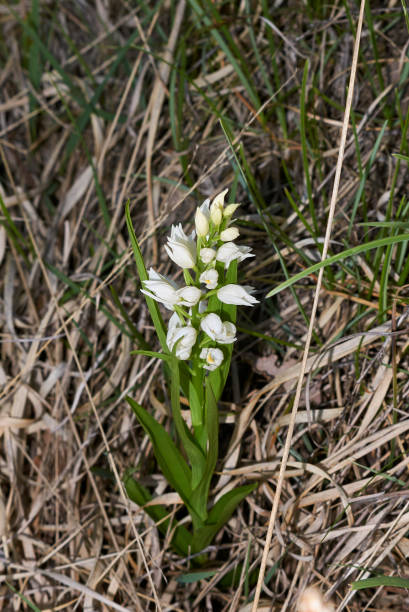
[1,1,409,610]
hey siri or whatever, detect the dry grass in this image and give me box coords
[1,1,409,610]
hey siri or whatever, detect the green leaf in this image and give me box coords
[123,471,193,557]
[266,233,409,298]
[125,201,167,351]
[393,153,409,163]
[352,575,409,590]
[359,221,409,229]
[131,350,174,361]
[176,570,218,584]
[126,397,192,503]
[192,483,258,553]
[5,581,42,612]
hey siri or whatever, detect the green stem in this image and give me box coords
[190,353,207,452]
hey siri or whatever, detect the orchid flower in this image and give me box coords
[200,347,224,371]
[217,284,259,306]
[141,268,180,310]
[199,269,218,290]
[127,186,260,556]
[200,313,236,344]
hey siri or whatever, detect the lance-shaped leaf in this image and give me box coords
[128,350,207,522]
[126,397,192,505]
[124,470,193,557]
[192,483,258,553]
[127,396,206,528]
[125,200,167,351]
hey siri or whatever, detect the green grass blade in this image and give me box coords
[266,233,409,298]
[23,0,42,140]
[402,0,409,32]
[176,570,218,584]
[5,582,41,612]
[352,575,409,590]
[0,194,31,262]
[347,121,388,239]
[187,0,261,111]
[300,60,317,233]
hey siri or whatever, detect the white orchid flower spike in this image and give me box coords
[140,188,257,370]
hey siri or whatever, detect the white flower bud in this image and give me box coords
[209,189,227,226]
[217,284,259,306]
[176,286,202,307]
[216,242,254,269]
[200,247,216,264]
[200,347,224,371]
[223,203,240,217]
[165,224,196,269]
[199,269,218,290]
[195,207,209,237]
[220,227,239,242]
[211,189,228,210]
[210,204,223,226]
